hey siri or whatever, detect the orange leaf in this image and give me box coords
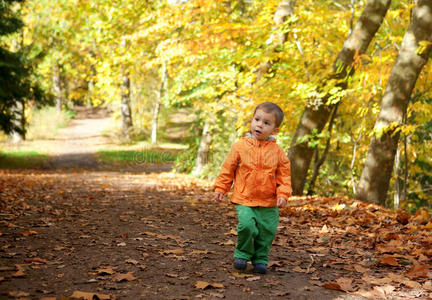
[112,272,136,282]
[379,256,399,266]
[70,291,111,300]
[322,282,342,291]
[25,257,48,264]
[406,264,430,279]
[195,281,225,290]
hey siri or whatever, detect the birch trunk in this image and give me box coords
[288,0,391,195]
[121,73,133,140]
[356,0,432,205]
[192,121,212,177]
[152,62,167,145]
[53,63,63,111]
[8,99,25,143]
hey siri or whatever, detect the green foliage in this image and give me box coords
[0,0,46,135]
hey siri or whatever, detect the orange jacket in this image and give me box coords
[214,135,292,207]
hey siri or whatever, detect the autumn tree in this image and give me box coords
[356,0,432,206]
[288,0,392,195]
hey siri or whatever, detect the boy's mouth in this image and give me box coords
[254,129,262,135]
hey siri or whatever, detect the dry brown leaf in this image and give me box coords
[97,266,116,275]
[232,272,254,278]
[379,256,399,266]
[218,240,235,246]
[292,266,307,273]
[322,282,342,291]
[125,259,139,265]
[406,263,430,279]
[20,230,37,237]
[25,257,48,264]
[159,249,184,255]
[335,277,353,292]
[354,265,369,273]
[246,276,261,281]
[8,291,30,297]
[195,281,225,290]
[112,272,136,282]
[70,290,111,300]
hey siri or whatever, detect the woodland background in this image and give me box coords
[1,0,431,211]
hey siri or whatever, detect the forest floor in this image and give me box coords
[0,107,431,300]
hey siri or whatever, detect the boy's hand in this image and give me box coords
[277,197,287,208]
[214,192,224,202]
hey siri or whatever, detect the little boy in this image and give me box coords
[214,102,292,274]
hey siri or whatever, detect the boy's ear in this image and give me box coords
[272,127,280,135]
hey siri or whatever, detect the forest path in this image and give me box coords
[45,107,114,169]
[1,108,429,299]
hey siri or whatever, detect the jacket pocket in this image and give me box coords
[257,172,276,198]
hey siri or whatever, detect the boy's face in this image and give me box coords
[250,109,279,141]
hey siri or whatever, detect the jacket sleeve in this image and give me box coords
[214,142,240,194]
[276,148,292,200]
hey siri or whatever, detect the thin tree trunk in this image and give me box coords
[121,73,133,140]
[152,61,167,145]
[394,145,401,209]
[307,104,338,195]
[192,121,212,177]
[288,0,392,195]
[53,63,63,111]
[356,0,432,205]
[8,99,25,143]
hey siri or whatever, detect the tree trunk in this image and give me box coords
[356,0,432,205]
[121,73,133,140]
[152,61,167,145]
[288,0,391,195]
[192,121,212,177]
[8,99,25,143]
[53,63,63,111]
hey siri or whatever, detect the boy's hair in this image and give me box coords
[253,102,284,127]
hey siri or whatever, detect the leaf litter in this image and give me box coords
[0,170,431,299]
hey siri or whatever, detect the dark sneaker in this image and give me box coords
[253,263,267,274]
[233,258,248,270]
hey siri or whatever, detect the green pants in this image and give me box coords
[234,204,279,265]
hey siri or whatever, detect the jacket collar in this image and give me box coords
[244,132,276,146]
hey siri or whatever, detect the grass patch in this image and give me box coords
[96,149,177,165]
[27,107,76,140]
[0,151,48,169]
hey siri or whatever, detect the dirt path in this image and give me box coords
[45,107,114,169]
[0,108,350,299]
[4,108,427,299]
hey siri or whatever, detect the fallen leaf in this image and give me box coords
[97,266,116,275]
[218,240,235,246]
[195,281,225,290]
[25,257,49,264]
[112,272,136,282]
[246,276,261,281]
[335,277,353,292]
[125,259,139,265]
[322,282,342,291]
[20,230,37,237]
[379,256,399,266]
[8,291,30,297]
[70,290,111,300]
[232,272,254,278]
[292,266,307,273]
[406,263,430,279]
[159,249,184,255]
